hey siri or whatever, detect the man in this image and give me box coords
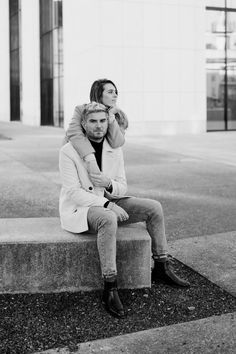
[59,102,189,319]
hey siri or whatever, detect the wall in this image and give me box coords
[21,0,40,126]
[63,0,206,135]
[0,0,10,122]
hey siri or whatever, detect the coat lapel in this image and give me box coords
[102,139,116,176]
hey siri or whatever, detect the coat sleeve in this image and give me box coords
[59,149,108,207]
[65,105,95,158]
[106,114,125,148]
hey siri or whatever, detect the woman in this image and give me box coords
[65,79,128,175]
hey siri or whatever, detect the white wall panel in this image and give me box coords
[63,0,206,134]
[21,0,40,126]
[0,0,10,122]
[143,3,161,48]
[123,1,144,47]
[161,49,180,92]
[143,92,163,122]
[143,49,163,92]
[160,4,180,49]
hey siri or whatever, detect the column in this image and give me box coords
[21,0,40,126]
[0,0,10,122]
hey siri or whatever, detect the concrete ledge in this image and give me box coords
[0,218,151,293]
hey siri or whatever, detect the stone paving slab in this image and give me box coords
[35,312,236,354]
[169,231,236,297]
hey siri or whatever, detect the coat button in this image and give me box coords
[89,186,93,190]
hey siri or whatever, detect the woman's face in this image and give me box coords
[101,83,118,107]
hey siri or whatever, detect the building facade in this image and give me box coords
[0,0,235,135]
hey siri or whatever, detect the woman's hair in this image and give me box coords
[89,79,128,131]
[89,79,118,103]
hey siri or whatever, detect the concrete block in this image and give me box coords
[0,218,151,293]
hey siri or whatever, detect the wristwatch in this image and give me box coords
[106,180,113,192]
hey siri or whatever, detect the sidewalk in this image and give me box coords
[0,121,236,353]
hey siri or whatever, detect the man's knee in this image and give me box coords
[147,199,164,218]
[99,209,118,230]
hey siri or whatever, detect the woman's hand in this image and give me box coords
[90,172,111,188]
[108,106,119,115]
[107,202,129,222]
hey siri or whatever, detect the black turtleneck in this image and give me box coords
[89,138,104,170]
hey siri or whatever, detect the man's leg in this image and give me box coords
[115,197,190,287]
[87,206,125,318]
[115,197,168,258]
[87,206,117,279]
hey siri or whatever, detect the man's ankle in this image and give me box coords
[153,254,168,263]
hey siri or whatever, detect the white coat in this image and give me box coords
[59,140,127,233]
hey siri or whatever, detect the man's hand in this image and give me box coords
[107,202,129,222]
[90,172,110,188]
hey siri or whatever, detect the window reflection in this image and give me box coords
[226,11,236,129]
[206,10,226,130]
[206,7,236,130]
[227,0,236,9]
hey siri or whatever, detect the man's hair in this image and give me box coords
[89,79,118,103]
[81,102,108,125]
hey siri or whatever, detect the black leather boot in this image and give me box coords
[102,279,125,318]
[152,259,190,287]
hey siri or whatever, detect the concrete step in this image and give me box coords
[0,218,151,293]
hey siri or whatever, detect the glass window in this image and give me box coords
[227,1,236,9]
[40,0,63,127]
[206,7,236,130]
[206,10,226,131]
[226,11,236,129]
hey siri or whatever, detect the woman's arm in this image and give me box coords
[66,105,95,159]
[106,113,125,148]
[66,104,128,156]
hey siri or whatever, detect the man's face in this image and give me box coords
[83,111,108,141]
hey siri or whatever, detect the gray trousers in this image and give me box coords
[87,197,168,278]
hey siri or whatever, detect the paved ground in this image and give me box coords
[36,312,236,354]
[0,121,236,353]
[1,122,236,240]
